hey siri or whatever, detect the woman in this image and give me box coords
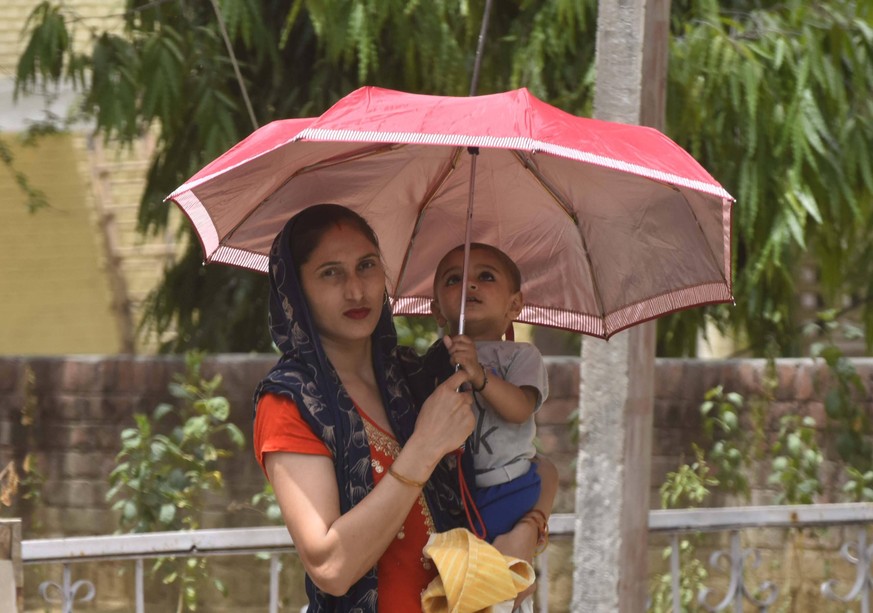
[253,204,553,612]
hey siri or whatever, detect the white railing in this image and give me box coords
[22,503,873,612]
[23,526,293,613]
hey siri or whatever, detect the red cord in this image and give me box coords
[455,450,486,540]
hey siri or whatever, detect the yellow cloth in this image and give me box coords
[421,528,535,613]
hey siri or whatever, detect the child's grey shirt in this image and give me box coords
[470,340,549,488]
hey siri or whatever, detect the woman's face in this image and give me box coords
[299,222,386,348]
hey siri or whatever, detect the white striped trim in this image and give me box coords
[210,246,270,272]
[167,192,270,272]
[722,197,734,293]
[297,128,734,200]
[392,281,733,339]
[167,130,309,198]
[170,191,219,256]
[600,282,732,337]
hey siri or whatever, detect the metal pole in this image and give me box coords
[136,558,144,613]
[270,553,281,613]
[456,0,494,335]
[457,148,479,336]
[671,533,681,612]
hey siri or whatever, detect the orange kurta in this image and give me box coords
[254,393,437,612]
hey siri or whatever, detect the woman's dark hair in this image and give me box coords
[289,204,380,271]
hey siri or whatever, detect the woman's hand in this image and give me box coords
[408,369,475,462]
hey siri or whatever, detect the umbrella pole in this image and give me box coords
[458,0,493,334]
[457,148,480,336]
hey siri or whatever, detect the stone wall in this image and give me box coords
[1,354,872,610]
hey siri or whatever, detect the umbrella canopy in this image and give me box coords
[168,86,734,339]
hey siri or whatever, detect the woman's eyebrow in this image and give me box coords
[315,252,380,270]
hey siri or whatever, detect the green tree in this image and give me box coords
[13,0,873,355]
[660,0,873,355]
[106,352,244,611]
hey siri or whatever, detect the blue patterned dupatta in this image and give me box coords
[253,216,468,612]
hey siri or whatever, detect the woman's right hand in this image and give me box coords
[410,369,475,460]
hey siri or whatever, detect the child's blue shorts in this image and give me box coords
[474,463,542,543]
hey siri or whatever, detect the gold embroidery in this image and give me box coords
[419,493,436,536]
[362,417,400,456]
[362,417,437,547]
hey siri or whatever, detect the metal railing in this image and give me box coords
[645,503,873,612]
[22,503,873,612]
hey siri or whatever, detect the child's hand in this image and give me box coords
[443,335,487,391]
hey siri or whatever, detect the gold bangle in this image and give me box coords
[388,465,426,488]
[520,510,550,556]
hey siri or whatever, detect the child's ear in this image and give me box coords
[507,291,523,319]
[431,299,448,328]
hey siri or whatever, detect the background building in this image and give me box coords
[0,0,180,355]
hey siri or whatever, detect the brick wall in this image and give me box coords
[4,354,872,536]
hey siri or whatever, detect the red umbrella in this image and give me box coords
[168,86,733,339]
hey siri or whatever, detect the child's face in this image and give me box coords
[431,247,522,340]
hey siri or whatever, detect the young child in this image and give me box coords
[430,242,550,541]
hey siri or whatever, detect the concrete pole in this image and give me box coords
[0,519,22,612]
[572,1,670,611]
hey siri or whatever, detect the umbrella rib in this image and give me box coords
[676,189,732,291]
[391,147,464,301]
[514,151,610,324]
[513,151,578,222]
[221,143,401,245]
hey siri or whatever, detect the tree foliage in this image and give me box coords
[13,0,873,355]
[661,0,873,355]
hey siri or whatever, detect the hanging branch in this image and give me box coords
[468,0,495,96]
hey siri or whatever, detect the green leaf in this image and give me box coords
[183,415,209,440]
[824,389,842,418]
[122,500,138,520]
[205,397,230,421]
[225,424,245,449]
[153,403,174,422]
[159,503,176,525]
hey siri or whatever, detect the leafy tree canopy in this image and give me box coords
[13,0,873,355]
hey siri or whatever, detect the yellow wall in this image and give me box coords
[0,134,122,354]
[1,1,181,355]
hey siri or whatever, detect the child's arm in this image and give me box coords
[444,335,537,424]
